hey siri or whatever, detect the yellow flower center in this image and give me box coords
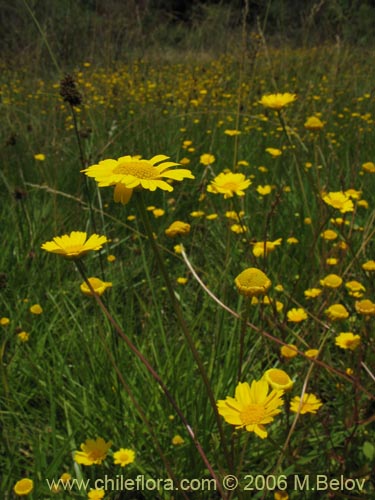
[222,182,239,191]
[88,449,104,460]
[240,404,265,425]
[113,161,157,179]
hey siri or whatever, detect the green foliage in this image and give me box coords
[1,7,375,499]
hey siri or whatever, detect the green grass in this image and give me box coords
[1,40,375,500]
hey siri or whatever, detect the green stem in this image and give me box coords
[74,259,226,498]
[136,192,231,470]
[237,299,251,382]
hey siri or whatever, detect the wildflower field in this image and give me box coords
[1,13,375,500]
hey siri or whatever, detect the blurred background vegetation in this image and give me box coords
[3,0,375,71]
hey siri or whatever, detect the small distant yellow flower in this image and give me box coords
[355,299,375,316]
[176,277,188,285]
[13,478,34,496]
[274,491,289,500]
[325,304,349,321]
[305,349,319,358]
[174,244,183,254]
[252,238,282,257]
[230,224,247,234]
[190,210,205,218]
[345,188,362,200]
[304,217,312,225]
[235,268,271,297]
[113,448,136,467]
[17,331,30,342]
[263,368,293,391]
[259,93,297,110]
[127,215,136,221]
[319,273,342,288]
[265,147,282,157]
[34,153,46,161]
[286,237,299,244]
[41,231,108,260]
[0,317,10,326]
[225,210,244,222]
[172,435,185,445]
[256,185,272,196]
[107,254,116,263]
[165,221,191,238]
[290,393,323,414]
[280,344,298,359]
[206,213,218,220]
[361,161,375,173]
[152,208,165,218]
[358,199,369,209]
[217,380,284,439]
[335,332,361,351]
[274,284,284,292]
[207,171,251,198]
[82,155,194,204]
[74,437,112,466]
[304,116,324,131]
[80,277,112,297]
[60,473,72,484]
[322,192,354,213]
[326,257,339,266]
[304,288,322,299]
[224,129,241,136]
[346,368,354,376]
[345,280,365,298]
[362,260,375,271]
[30,303,43,315]
[200,153,215,165]
[179,157,191,165]
[287,308,308,323]
[88,489,105,500]
[321,229,338,240]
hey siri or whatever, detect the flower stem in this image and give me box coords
[74,259,226,498]
[136,192,231,469]
[238,299,251,382]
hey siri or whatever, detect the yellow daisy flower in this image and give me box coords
[322,191,354,213]
[290,393,323,414]
[259,93,297,110]
[41,231,108,260]
[82,155,194,204]
[325,304,349,321]
[200,153,215,165]
[280,344,298,359]
[304,116,324,131]
[262,368,293,391]
[13,478,34,496]
[319,274,343,288]
[113,448,136,467]
[235,268,271,297]
[207,171,251,198]
[80,277,113,296]
[74,437,112,466]
[217,380,284,439]
[252,238,282,257]
[355,299,375,316]
[172,435,185,445]
[88,489,105,500]
[165,221,190,238]
[287,308,308,322]
[335,332,361,351]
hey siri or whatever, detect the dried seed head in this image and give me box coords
[60,74,82,107]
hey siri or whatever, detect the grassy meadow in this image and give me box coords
[1,12,375,500]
